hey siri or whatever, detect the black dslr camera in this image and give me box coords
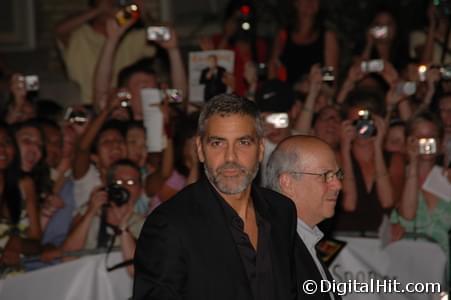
[353,110,377,138]
[106,183,130,207]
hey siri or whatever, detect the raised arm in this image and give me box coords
[72,94,120,179]
[397,137,420,220]
[324,30,339,74]
[93,18,136,112]
[340,120,358,211]
[294,64,322,134]
[62,187,107,252]
[157,28,188,108]
[373,116,394,209]
[55,1,111,47]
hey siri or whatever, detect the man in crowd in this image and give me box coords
[265,135,343,300]
[134,94,299,300]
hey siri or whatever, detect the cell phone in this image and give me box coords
[146,26,171,41]
[396,81,416,96]
[163,89,183,103]
[64,107,88,125]
[353,109,377,138]
[265,113,289,128]
[24,75,39,91]
[418,138,437,155]
[440,65,451,80]
[321,66,334,82]
[117,91,132,108]
[115,4,140,26]
[371,26,388,39]
[418,65,427,82]
[361,60,384,73]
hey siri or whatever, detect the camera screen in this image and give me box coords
[147,26,171,41]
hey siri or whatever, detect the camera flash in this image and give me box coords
[241,22,251,31]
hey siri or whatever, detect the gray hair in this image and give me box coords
[264,147,301,193]
[197,94,264,138]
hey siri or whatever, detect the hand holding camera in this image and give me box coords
[10,73,27,101]
[352,109,377,139]
[373,115,387,148]
[308,64,323,95]
[147,26,177,49]
[87,187,109,216]
[340,120,357,151]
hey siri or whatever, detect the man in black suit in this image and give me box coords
[199,54,227,101]
[265,135,343,300]
[133,94,298,300]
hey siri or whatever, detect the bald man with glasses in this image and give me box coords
[265,135,343,300]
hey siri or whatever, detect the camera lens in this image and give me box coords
[106,183,130,207]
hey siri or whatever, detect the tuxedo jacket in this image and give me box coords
[133,178,298,300]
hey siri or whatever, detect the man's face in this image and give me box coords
[196,114,264,195]
[112,165,142,205]
[42,125,62,168]
[261,112,291,145]
[127,72,158,120]
[208,56,218,68]
[15,126,43,172]
[93,129,127,170]
[126,127,147,167]
[283,144,342,227]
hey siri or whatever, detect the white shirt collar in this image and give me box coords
[296,218,324,251]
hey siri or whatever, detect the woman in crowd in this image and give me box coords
[270,0,339,86]
[359,8,409,71]
[335,90,400,233]
[0,122,41,266]
[391,112,450,255]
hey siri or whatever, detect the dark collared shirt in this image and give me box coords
[210,184,275,300]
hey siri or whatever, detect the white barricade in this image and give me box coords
[0,252,132,300]
[330,237,447,300]
[0,238,446,300]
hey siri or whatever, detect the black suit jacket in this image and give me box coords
[294,235,342,300]
[133,178,298,300]
[199,66,227,101]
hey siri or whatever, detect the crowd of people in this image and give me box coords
[0,0,449,287]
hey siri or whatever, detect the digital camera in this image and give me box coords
[353,110,376,138]
[370,26,388,39]
[146,26,171,41]
[23,75,39,91]
[117,90,132,108]
[361,60,384,73]
[321,66,334,82]
[65,108,88,125]
[106,183,130,207]
[418,138,437,155]
[265,113,289,129]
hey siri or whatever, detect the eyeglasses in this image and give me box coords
[113,179,139,187]
[289,168,344,183]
